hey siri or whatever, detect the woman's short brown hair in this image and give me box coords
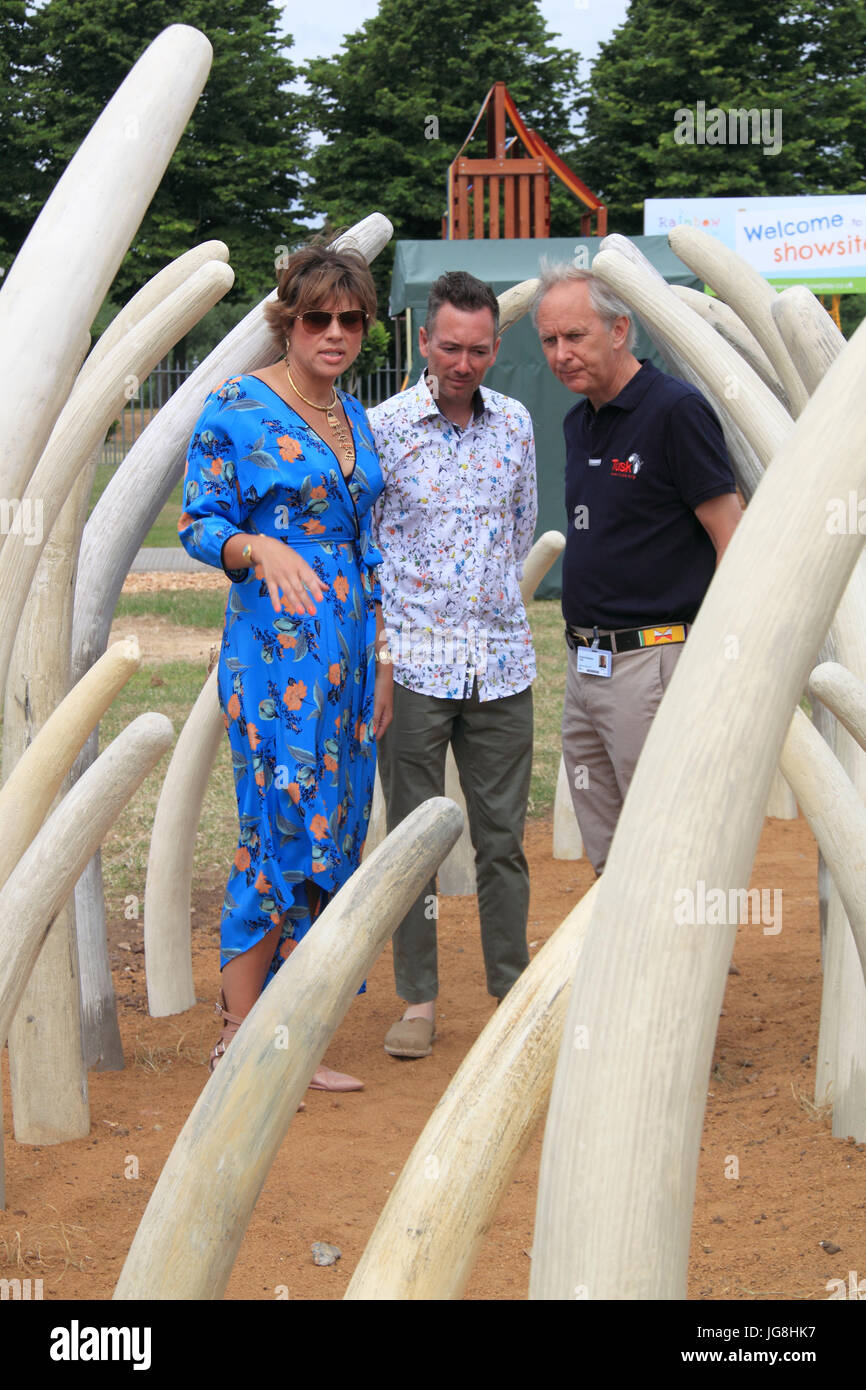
[263,240,378,356]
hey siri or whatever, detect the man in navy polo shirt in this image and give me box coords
[534,265,742,873]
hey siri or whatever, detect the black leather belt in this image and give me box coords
[565,622,689,654]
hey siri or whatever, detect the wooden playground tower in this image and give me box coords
[443,81,606,240]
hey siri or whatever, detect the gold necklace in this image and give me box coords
[286,367,355,472]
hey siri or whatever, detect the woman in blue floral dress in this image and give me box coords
[179,243,393,1089]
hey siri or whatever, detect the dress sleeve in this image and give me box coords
[512,411,539,581]
[178,390,252,581]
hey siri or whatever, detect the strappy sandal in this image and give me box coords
[207,989,306,1110]
[208,990,244,1072]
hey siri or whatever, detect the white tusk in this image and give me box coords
[114,797,463,1300]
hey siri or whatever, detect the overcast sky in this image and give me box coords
[281,0,632,77]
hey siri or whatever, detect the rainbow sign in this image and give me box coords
[644,196,866,293]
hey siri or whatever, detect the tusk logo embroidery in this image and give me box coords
[610,453,645,477]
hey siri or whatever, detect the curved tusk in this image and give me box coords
[519,530,565,605]
[437,751,476,895]
[0,639,141,889]
[362,768,388,860]
[0,24,213,511]
[669,284,788,405]
[809,660,866,753]
[346,880,599,1299]
[144,668,223,1016]
[770,284,845,398]
[330,213,394,263]
[0,713,173,1053]
[668,225,809,418]
[77,240,231,386]
[0,260,235,700]
[603,241,866,1138]
[113,797,463,1300]
[498,278,541,333]
[531,313,866,1299]
[779,708,866,985]
[553,755,583,859]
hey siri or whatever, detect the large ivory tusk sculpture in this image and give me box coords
[779,708,866,984]
[78,240,230,385]
[0,640,141,887]
[0,640,140,1193]
[599,239,866,1133]
[605,245,866,1129]
[770,284,846,396]
[669,284,787,404]
[0,260,234,700]
[0,714,173,1066]
[3,448,129,1143]
[144,668,223,1016]
[346,881,598,1299]
[668,224,809,419]
[0,25,213,517]
[114,798,463,1300]
[530,304,866,1300]
[5,257,234,1070]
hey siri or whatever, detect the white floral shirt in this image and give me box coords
[368,372,538,701]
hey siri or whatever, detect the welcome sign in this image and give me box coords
[644,196,866,293]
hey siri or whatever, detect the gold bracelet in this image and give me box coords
[241,542,253,564]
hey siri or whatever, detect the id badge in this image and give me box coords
[576,646,613,678]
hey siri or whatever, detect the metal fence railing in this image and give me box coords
[99,359,406,468]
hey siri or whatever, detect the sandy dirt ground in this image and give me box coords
[2,574,864,1302]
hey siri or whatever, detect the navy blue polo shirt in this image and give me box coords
[562,360,736,630]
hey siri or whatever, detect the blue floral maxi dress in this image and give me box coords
[179,374,384,987]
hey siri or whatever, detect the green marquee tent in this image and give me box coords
[387,236,703,598]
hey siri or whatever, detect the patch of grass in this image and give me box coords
[98,663,237,914]
[114,589,227,628]
[526,599,566,818]
[134,1028,208,1072]
[0,1210,94,1277]
[88,465,184,549]
[791,1080,833,1124]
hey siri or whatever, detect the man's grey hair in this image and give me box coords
[531,260,638,352]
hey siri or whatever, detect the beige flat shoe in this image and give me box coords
[384,1016,435,1059]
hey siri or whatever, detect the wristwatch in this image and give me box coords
[241,542,253,564]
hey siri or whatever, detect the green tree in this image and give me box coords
[577,0,855,234]
[0,2,47,276]
[301,0,587,290]
[18,0,304,306]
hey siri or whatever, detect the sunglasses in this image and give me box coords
[293,310,368,333]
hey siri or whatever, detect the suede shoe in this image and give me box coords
[384,1016,435,1058]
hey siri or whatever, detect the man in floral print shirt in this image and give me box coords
[369,271,538,1059]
